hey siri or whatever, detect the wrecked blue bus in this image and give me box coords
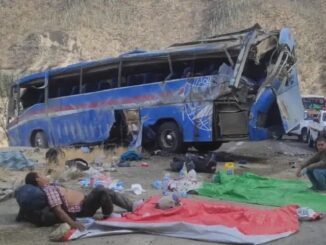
[6,25,304,152]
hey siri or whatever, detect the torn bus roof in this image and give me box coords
[16,25,282,87]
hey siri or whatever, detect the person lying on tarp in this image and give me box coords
[296,134,326,191]
[24,172,143,231]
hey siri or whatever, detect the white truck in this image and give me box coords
[289,111,314,142]
[307,110,326,147]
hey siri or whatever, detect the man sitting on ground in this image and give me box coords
[296,134,326,190]
[25,172,142,231]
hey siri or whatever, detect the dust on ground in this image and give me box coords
[0,138,325,245]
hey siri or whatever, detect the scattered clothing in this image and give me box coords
[129,184,146,195]
[120,150,143,162]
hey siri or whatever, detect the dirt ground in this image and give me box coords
[0,138,325,245]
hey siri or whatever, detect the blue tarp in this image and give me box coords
[0,152,34,170]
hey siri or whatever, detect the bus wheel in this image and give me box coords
[300,128,308,142]
[34,131,49,148]
[193,142,222,152]
[157,122,184,153]
[308,135,315,148]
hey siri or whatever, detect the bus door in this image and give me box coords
[274,28,304,133]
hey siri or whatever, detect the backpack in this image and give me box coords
[15,184,61,226]
[170,153,217,173]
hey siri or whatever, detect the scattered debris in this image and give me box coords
[0,151,34,170]
[160,167,200,196]
[170,153,217,173]
[65,158,89,171]
[80,146,91,154]
[117,161,131,167]
[297,207,323,221]
[289,161,297,168]
[58,167,84,182]
[130,184,146,195]
[156,195,180,210]
[139,162,149,167]
[0,188,14,202]
[237,159,248,165]
[49,223,71,241]
[223,162,235,175]
[109,180,125,192]
[151,180,162,190]
[79,174,112,189]
[45,148,65,164]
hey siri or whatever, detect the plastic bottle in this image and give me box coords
[224,162,235,175]
[90,177,95,188]
[162,173,170,196]
[179,162,188,179]
[187,169,197,182]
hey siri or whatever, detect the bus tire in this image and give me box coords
[157,121,184,153]
[34,131,49,148]
[300,128,308,142]
[308,135,315,148]
[193,142,222,152]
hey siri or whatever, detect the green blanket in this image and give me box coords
[197,172,326,212]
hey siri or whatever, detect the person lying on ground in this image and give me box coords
[296,134,326,190]
[25,172,143,231]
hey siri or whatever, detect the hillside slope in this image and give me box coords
[0,0,325,94]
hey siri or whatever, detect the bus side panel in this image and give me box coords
[275,67,304,133]
[140,102,213,142]
[7,103,51,146]
[47,94,114,145]
[7,126,21,146]
[18,118,51,146]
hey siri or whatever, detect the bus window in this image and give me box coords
[20,81,45,109]
[49,73,80,99]
[82,66,118,93]
[171,56,232,80]
[121,61,170,87]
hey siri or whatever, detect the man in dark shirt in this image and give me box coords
[296,134,326,190]
[25,172,142,231]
